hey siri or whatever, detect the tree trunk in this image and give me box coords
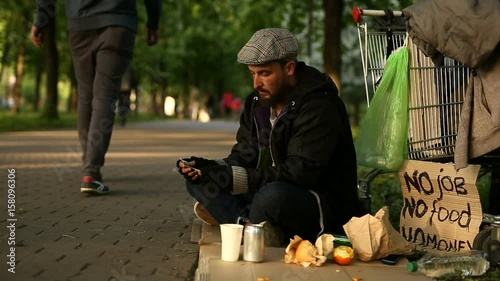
[0,41,10,88]
[66,75,78,112]
[323,0,344,93]
[12,43,26,114]
[159,60,168,115]
[42,13,59,120]
[150,87,159,116]
[306,0,313,65]
[33,68,42,112]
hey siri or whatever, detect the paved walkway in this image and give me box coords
[0,119,239,281]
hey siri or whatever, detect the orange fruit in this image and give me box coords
[295,240,317,263]
[333,246,354,265]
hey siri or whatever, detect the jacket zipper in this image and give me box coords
[269,101,295,166]
[251,96,262,168]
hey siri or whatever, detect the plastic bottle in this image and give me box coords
[407,250,490,278]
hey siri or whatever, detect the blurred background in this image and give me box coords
[0,0,418,130]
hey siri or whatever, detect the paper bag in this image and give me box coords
[343,206,414,261]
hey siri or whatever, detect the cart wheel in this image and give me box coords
[473,226,500,267]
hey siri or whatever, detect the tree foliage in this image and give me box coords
[0,0,418,119]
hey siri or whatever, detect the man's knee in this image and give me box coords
[186,181,207,204]
[251,182,290,211]
[186,180,229,206]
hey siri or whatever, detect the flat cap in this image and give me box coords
[237,28,300,65]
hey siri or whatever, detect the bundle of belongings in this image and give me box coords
[403,0,500,169]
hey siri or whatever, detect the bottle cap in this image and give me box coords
[407,261,418,272]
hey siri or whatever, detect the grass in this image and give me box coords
[0,110,165,133]
[0,111,78,132]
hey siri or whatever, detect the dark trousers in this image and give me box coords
[69,26,136,181]
[118,90,132,127]
[186,181,322,242]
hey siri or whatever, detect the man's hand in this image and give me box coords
[188,156,219,169]
[199,165,233,192]
[177,159,200,182]
[147,28,159,46]
[176,156,218,169]
[30,26,46,47]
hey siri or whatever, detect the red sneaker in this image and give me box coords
[80,176,109,195]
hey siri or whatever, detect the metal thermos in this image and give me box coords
[243,224,264,262]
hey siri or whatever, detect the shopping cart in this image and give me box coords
[353,7,470,161]
[352,7,499,266]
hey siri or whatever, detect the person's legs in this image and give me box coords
[248,182,322,243]
[186,180,252,224]
[68,30,97,178]
[84,26,135,181]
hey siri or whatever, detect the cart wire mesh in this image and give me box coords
[354,8,470,161]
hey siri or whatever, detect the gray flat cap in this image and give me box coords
[237,28,300,65]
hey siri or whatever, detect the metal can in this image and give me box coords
[243,224,264,262]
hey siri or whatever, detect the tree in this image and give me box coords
[11,28,26,114]
[31,54,44,112]
[0,2,61,118]
[41,7,59,120]
[7,10,31,114]
[323,0,344,92]
[1,0,393,120]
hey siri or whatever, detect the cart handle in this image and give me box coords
[352,6,403,23]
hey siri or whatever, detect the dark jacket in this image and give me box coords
[35,0,162,31]
[227,62,360,234]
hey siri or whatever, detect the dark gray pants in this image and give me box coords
[186,181,322,243]
[69,26,136,181]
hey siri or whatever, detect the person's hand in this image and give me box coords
[147,28,159,46]
[188,156,219,169]
[30,25,46,47]
[176,158,193,169]
[199,165,233,191]
[177,159,200,182]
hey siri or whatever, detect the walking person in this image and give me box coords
[31,0,162,195]
[204,92,215,119]
[189,88,200,121]
[221,91,233,118]
[177,28,360,246]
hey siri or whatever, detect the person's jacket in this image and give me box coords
[403,0,500,168]
[224,62,361,235]
[35,0,162,31]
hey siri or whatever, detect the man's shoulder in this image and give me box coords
[296,90,340,109]
[243,92,259,103]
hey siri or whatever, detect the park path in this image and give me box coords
[0,119,238,281]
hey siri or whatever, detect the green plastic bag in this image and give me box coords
[356,47,410,171]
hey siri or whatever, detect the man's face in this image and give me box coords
[248,61,296,107]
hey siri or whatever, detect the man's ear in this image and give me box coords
[285,61,296,76]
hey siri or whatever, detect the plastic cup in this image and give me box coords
[220,224,244,262]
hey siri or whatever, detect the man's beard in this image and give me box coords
[257,84,291,108]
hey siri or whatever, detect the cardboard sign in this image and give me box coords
[398,160,482,252]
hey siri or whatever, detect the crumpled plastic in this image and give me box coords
[284,234,335,267]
